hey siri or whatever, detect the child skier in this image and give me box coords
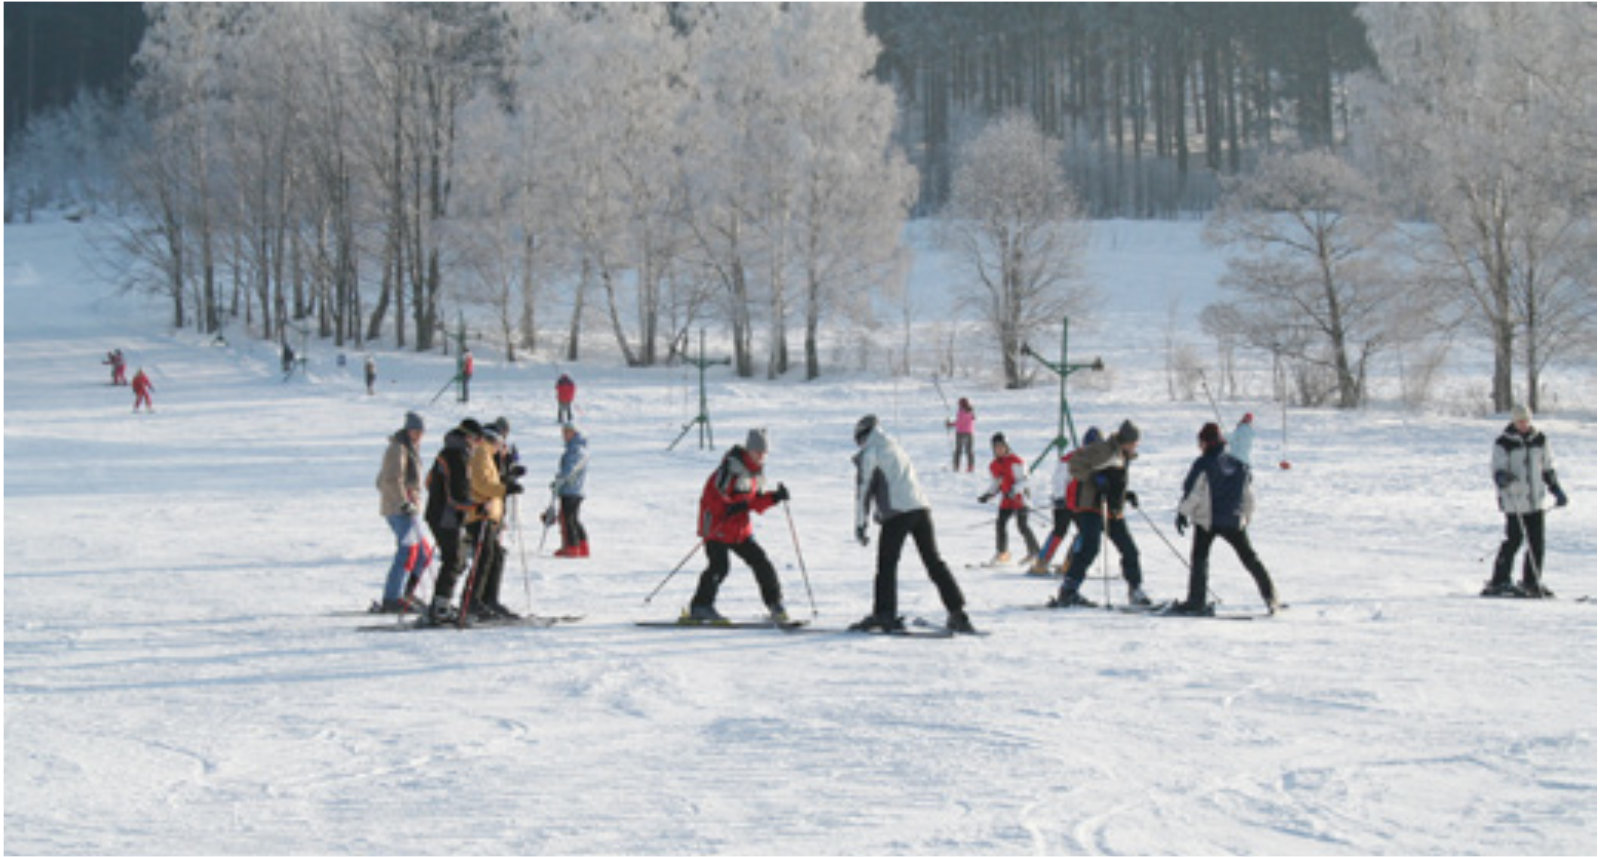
[980,432,1039,565]
[552,423,589,557]
[556,374,577,424]
[948,397,976,472]
[131,368,154,412]
[684,428,791,624]
[375,411,433,613]
[1031,427,1100,575]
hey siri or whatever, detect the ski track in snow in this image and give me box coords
[5,219,1596,855]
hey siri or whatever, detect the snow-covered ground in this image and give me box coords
[5,217,1595,855]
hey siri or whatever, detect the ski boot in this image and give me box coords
[680,604,730,626]
[1128,585,1154,607]
[946,610,978,634]
[848,613,906,633]
[988,551,1012,566]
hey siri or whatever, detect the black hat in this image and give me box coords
[854,414,879,446]
[1116,420,1140,445]
[459,418,484,436]
[991,432,1008,447]
[1198,422,1224,448]
[492,417,510,437]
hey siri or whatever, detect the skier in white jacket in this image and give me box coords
[852,415,974,634]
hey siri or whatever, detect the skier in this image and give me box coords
[1170,421,1280,615]
[851,415,975,634]
[364,355,377,395]
[1229,412,1256,466]
[1484,404,1568,598]
[556,373,577,424]
[979,432,1039,565]
[102,350,126,385]
[131,368,154,412]
[1031,426,1100,575]
[458,348,474,403]
[948,397,977,472]
[683,428,791,624]
[551,423,590,557]
[375,411,433,613]
[463,425,523,620]
[423,419,480,623]
[1050,420,1151,608]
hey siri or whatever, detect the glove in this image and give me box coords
[549,480,560,492]
[540,507,557,526]
[978,492,994,504]
[508,465,527,478]
[772,483,790,503]
[1175,513,1188,536]
[505,481,525,496]
[1552,485,1569,508]
[727,501,749,516]
[400,502,418,516]
[1125,491,1139,509]
[1494,470,1513,488]
[856,525,870,547]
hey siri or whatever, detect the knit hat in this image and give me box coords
[1082,427,1102,445]
[459,418,484,437]
[480,427,503,445]
[1241,412,1254,424]
[1511,404,1533,422]
[1198,422,1224,448]
[1115,420,1140,445]
[854,414,878,446]
[991,432,1008,448]
[492,417,511,437]
[745,428,769,455]
[404,411,425,433]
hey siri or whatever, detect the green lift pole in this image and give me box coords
[668,329,732,451]
[1023,316,1104,472]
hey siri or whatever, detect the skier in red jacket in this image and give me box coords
[683,428,791,625]
[131,368,154,412]
[555,373,576,423]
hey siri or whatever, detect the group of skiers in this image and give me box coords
[372,369,1569,628]
[376,409,590,624]
[102,349,153,411]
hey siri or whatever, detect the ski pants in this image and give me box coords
[996,506,1040,557]
[692,539,784,610]
[464,519,505,607]
[953,432,974,471]
[559,496,587,549]
[873,509,965,619]
[1184,524,1276,610]
[429,525,463,604]
[557,401,574,424]
[1038,505,1075,564]
[134,390,153,411]
[1492,511,1546,589]
[1062,513,1143,590]
[384,514,433,602]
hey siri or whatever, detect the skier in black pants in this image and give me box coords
[1485,404,1568,597]
[424,420,480,623]
[851,415,975,634]
[1052,420,1150,608]
[685,428,791,624]
[1171,422,1279,615]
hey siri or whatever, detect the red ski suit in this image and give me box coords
[697,449,776,544]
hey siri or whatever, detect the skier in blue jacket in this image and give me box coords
[1171,422,1280,615]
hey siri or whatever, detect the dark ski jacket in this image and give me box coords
[425,429,474,533]
[1178,444,1254,531]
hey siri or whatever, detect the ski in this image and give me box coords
[635,619,813,632]
[357,614,581,633]
[910,617,988,637]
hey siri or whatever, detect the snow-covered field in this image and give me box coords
[5,218,1595,855]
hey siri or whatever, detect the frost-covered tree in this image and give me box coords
[943,113,1092,388]
[1204,150,1410,409]
[1353,4,1596,412]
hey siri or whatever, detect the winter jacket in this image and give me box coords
[424,429,474,532]
[131,371,153,396]
[1229,421,1255,465]
[1067,439,1135,515]
[1049,451,1082,509]
[987,452,1031,510]
[377,430,424,517]
[951,408,976,435]
[1493,423,1559,514]
[855,424,931,531]
[465,441,507,525]
[698,446,777,544]
[556,375,576,404]
[554,431,589,497]
[1178,445,1255,531]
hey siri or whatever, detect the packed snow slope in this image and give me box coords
[5,218,1596,855]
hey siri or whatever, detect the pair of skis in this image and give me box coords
[635,616,979,638]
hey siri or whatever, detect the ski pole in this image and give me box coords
[428,373,459,406]
[1198,371,1224,425]
[1132,504,1222,605]
[782,501,819,620]
[512,495,533,612]
[643,540,705,604]
[457,519,493,628]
